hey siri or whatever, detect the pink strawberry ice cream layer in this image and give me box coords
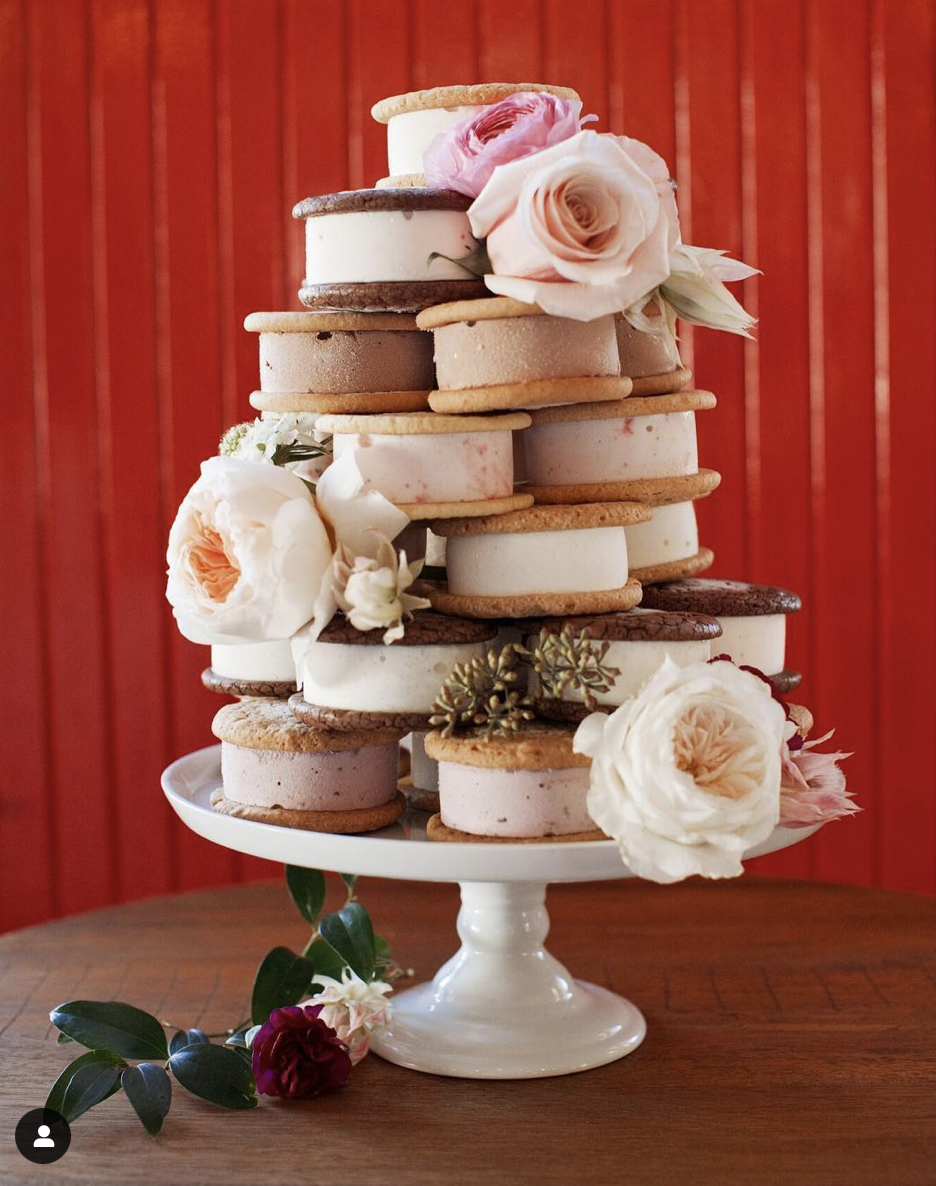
[615,313,682,377]
[438,761,594,838]
[333,429,514,503]
[524,411,698,485]
[220,740,398,812]
[433,314,620,390]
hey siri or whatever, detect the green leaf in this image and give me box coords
[319,902,376,982]
[224,1027,251,1049]
[50,1001,169,1061]
[169,1044,257,1110]
[306,937,347,983]
[56,1031,74,1045]
[169,1028,210,1057]
[339,873,359,894]
[375,934,391,961]
[285,866,327,927]
[250,946,316,1026]
[121,1064,172,1136]
[47,1049,125,1118]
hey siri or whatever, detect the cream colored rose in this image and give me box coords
[333,534,430,644]
[574,658,786,883]
[166,456,332,644]
[468,130,677,321]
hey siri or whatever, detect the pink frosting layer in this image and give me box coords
[220,741,398,811]
[524,411,697,484]
[439,761,593,838]
[335,429,514,503]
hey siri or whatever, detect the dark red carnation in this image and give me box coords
[251,1004,352,1099]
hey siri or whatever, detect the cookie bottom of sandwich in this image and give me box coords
[288,694,432,734]
[426,577,643,620]
[299,278,487,313]
[399,774,440,814]
[627,366,693,396]
[630,547,715,584]
[201,668,296,700]
[426,814,607,844]
[209,788,405,833]
[249,389,430,415]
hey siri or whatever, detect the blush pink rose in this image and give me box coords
[423,92,594,198]
[468,130,680,321]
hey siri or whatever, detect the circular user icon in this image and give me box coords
[14,1108,71,1164]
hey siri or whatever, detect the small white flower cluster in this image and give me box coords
[220,413,332,479]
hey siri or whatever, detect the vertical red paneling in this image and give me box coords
[152,0,237,890]
[681,0,748,578]
[90,0,174,902]
[26,0,118,916]
[412,1,477,86]
[347,0,411,189]
[804,0,878,885]
[543,0,607,118]
[282,1,349,305]
[876,0,936,893]
[478,0,543,80]
[741,0,814,881]
[2,0,936,930]
[0,0,56,929]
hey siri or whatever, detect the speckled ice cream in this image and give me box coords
[220,740,398,811]
[525,411,698,485]
[432,314,620,390]
[624,502,698,569]
[713,615,787,672]
[439,762,593,838]
[615,312,682,377]
[334,429,515,504]
[254,327,433,395]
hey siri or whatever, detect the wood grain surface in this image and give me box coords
[0,877,933,1185]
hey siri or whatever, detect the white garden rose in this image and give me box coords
[166,456,332,644]
[574,658,786,883]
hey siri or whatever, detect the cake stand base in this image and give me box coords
[371,880,646,1079]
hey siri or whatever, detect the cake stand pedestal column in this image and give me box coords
[370,879,646,1079]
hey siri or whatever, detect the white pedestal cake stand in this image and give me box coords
[162,744,818,1080]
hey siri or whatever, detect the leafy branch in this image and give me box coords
[45,867,397,1136]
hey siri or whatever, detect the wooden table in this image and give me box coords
[0,877,934,1185]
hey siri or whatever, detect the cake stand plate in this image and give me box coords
[162,745,819,1080]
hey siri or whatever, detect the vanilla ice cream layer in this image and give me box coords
[258,329,433,394]
[305,210,479,284]
[299,639,490,712]
[410,731,439,794]
[624,502,698,569]
[334,429,514,504]
[433,314,620,390]
[220,740,398,811]
[211,641,296,682]
[525,412,698,485]
[439,762,593,838]
[446,526,628,596]
[527,636,713,705]
[387,105,479,176]
[712,614,787,673]
[615,315,682,377]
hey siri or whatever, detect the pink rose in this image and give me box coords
[469,130,679,321]
[423,92,594,198]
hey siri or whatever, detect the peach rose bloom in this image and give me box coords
[469,130,680,321]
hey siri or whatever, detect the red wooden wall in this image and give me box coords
[2,0,934,932]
